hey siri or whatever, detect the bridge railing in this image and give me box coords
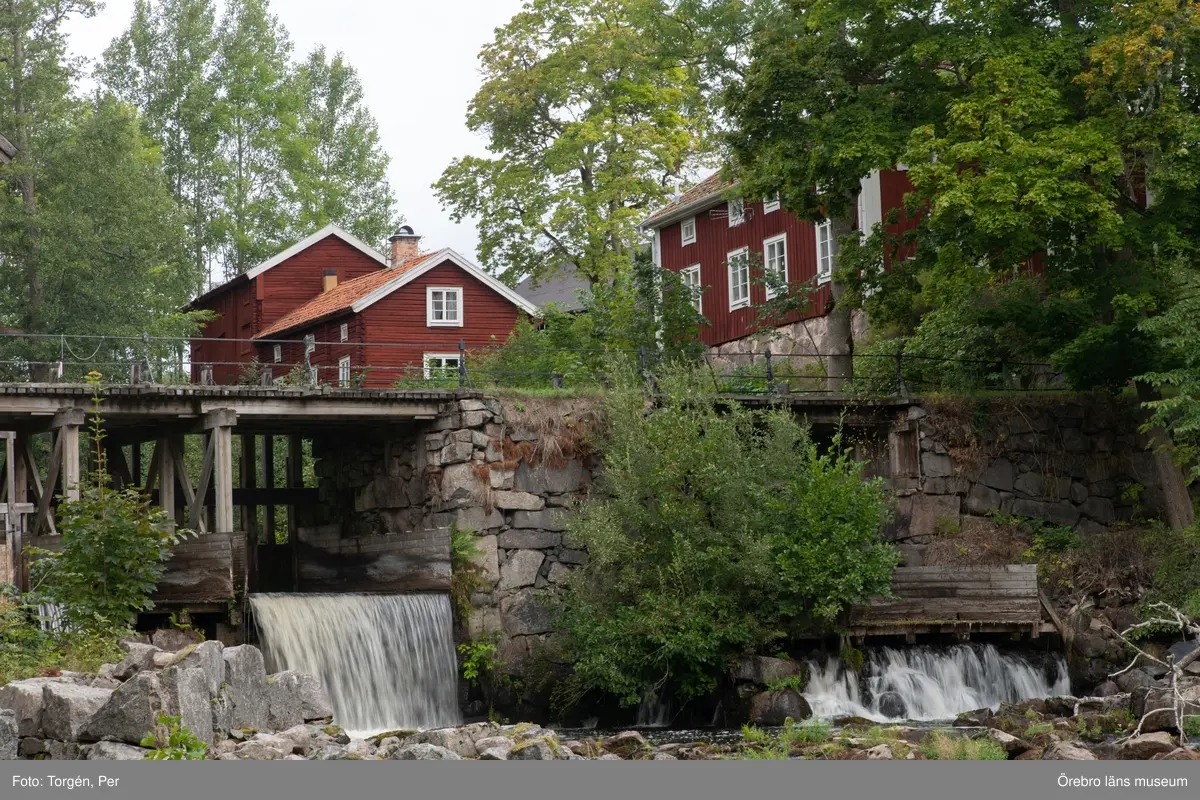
[0,330,1060,396]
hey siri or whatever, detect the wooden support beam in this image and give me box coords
[32,434,62,537]
[131,441,142,488]
[51,409,84,503]
[204,411,236,535]
[157,437,175,533]
[260,434,275,546]
[171,442,206,534]
[4,432,15,589]
[188,434,216,532]
[241,434,258,543]
[105,442,133,491]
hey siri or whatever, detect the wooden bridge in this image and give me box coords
[842,565,1052,642]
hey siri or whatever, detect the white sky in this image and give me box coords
[64,0,528,260]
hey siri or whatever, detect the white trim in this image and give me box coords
[246,223,388,280]
[816,221,834,285]
[339,322,348,342]
[338,354,351,387]
[426,286,463,327]
[680,216,697,246]
[352,248,539,316]
[423,352,461,380]
[727,199,745,227]
[727,247,750,310]
[680,264,702,313]
[272,344,281,363]
[763,194,780,214]
[763,233,787,299]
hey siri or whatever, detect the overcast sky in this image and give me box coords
[64,0,527,261]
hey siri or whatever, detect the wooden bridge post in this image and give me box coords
[202,410,237,534]
[157,437,175,533]
[51,408,85,502]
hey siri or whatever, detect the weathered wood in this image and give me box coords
[260,434,276,544]
[291,525,451,593]
[188,434,216,531]
[32,434,62,537]
[286,435,302,592]
[849,565,1042,632]
[211,422,234,534]
[170,442,204,534]
[105,442,133,491]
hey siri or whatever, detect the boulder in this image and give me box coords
[159,667,214,747]
[977,459,1015,492]
[492,491,545,511]
[748,689,812,726]
[1116,732,1177,760]
[1152,747,1200,761]
[210,687,234,741]
[652,752,677,760]
[498,550,544,590]
[86,741,148,760]
[865,744,894,760]
[500,589,553,636]
[0,677,80,737]
[603,730,649,758]
[78,672,167,745]
[234,733,293,760]
[277,724,337,757]
[151,628,202,653]
[112,643,163,681]
[475,736,514,760]
[0,709,16,760]
[392,743,462,760]
[169,640,225,698]
[44,740,83,760]
[509,737,559,760]
[266,672,304,731]
[510,508,570,532]
[402,727,478,758]
[733,656,805,686]
[41,683,114,742]
[1138,679,1200,732]
[498,529,561,550]
[222,645,270,731]
[983,728,1034,757]
[1041,741,1097,760]
[460,721,500,742]
[877,692,907,719]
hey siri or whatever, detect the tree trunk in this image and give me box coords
[1136,381,1195,530]
[824,214,856,393]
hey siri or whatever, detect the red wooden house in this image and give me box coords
[640,169,917,358]
[187,224,537,387]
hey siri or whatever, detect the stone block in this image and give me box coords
[488,464,514,490]
[558,548,588,565]
[965,483,1001,516]
[460,399,488,413]
[1010,498,1049,520]
[923,477,967,495]
[499,529,561,550]
[86,741,148,760]
[41,683,113,742]
[79,673,166,745]
[547,562,573,584]
[0,710,16,760]
[1045,501,1080,528]
[440,441,474,465]
[1070,482,1088,505]
[372,476,412,509]
[510,508,570,531]
[467,607,503,641]
[501,590,553,636]
[515,460,585,495]
[452,506,505,532]
[492,491,545,511]
[909,494,961,536]
[222,645,270,731]
[159,666,214,747]
[0,678,62,737]
[921,452,954,478]
[462,410,489,428]
[499,550,544,591]
[1062,428,1090,453]
[1078,496,1115,525]
[472,535,500,587]
[441,463,484,505]
[1013,472,1043,497]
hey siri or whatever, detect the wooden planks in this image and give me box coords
[850,565,1041,627]
[288,524,451,594]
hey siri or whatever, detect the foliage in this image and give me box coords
[0,587,124,685]
[741,717,831,759]
[764,670,807,694]
[458,640,500,688]
[434,0,712,287]
[554,361,896,708]
[31,373,184,633]
[1183,716,1200,738]
[140,715,208,760]
[1141,524,1200,620]
[449,524,485,625]
[919,731,1007,761]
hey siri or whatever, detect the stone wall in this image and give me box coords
[886,395,1167,557]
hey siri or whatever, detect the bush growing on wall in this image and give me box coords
[554,362,897,708]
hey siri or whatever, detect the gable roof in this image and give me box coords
[186,223,388,309]
[254,248,539,340]
[515,263,589,312]
[640,173,735,230]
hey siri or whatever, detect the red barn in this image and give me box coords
[640,169,918,359]
[188,224,537,387]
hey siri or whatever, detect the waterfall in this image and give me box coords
[636,691,672,728]
[250,593,461,737]
[803,644,1070,722]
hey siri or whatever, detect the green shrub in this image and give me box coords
[140,715,208,760]
[449,524,485,625]
[919,731,1007,760]
[1183,716,1200,738]
[554,362,896,708]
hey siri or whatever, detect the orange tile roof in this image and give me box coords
[254,252,438,339]
[642,173,735,227]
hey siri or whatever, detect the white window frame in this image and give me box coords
[423,353,461,380]
[426,286,463,327]
[272,344,281,364]
[728,198,745,227]
[339,322,349,342]
[763,233,788,299]
[763,194,781,214]
[338,355,351,387]
[680,264,702,312]
[816,220,834,285]
[680,216,696,246]
[727,247,750,310]
[857,192,867,233]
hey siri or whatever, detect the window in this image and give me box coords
[763,194,780,214]
[680,265,702,312]
[680,216,696,246]
[816,221,834,284]
[338,355,351,387]
[427,287,462,326]
[763,234,787,299]
[272,344,281,364]
[727,247,750,310]
[339,322,348,342]
[728,198,745,227]
[424,353,461,380]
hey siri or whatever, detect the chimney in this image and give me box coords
[389,225,421,265]
[322,269,337,293]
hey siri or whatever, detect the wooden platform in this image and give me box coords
[843,565,1045,640]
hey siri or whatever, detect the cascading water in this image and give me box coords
[803,644,1070,721]
[250,593,461,737]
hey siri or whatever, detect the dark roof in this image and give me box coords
[641,173,735,229]
[515,264,589,312]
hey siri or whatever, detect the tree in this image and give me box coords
[435,0,711,287]
[282,47,399,248]
[724,0,950,389]
[555,361,895,709]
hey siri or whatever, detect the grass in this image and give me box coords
[1182,716,1200,738]
[740,717,832,760]
[919,731,1007,761]
[1024,722,1054,738]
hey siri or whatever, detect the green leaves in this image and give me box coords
[141,715,209,760]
